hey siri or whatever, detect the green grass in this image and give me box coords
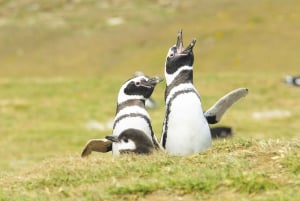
[0,139,299,200]
[0,0,300,200]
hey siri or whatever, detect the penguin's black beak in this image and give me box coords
[105,135,119,142]
[176,29,184,53]
[182,39,196,54]
[176,29,196,55]
[141,76,164,88]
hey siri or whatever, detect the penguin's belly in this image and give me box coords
[165,93,211,155]
[112,116,152,155]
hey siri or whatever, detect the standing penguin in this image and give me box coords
[81,75,162,157]
[161,30,211,155]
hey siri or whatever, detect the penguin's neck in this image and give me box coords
[165,65,193,85]
[116,99,146,114]
[165,69,193,100]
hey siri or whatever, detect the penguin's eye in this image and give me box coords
[123,138,129,143]
[169,52,175,58]
[135,81,141,86]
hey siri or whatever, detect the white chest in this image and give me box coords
[112,107,152,155]
[163,91,211,155]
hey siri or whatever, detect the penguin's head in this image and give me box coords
[165,29,196,83]
[118,75,163,104]
[105,129,154,154]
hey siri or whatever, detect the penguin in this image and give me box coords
[81,75,163,157]
[111,75,163,155]
[161,29,212,155]
[284,75,300,87]
[105,128,154,154]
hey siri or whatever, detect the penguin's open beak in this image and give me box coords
[176,29,184,53]
[141,76,163,88]
[105,135,119,142]
[176,29,196,55]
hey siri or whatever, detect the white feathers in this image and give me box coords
[113,115,152,141]
[165,83,196,103]
[113,106,153,155]
[165,65,193,85]
[162,86,212,155]
[115,106,150,120]
[117,139,136,152]
[112,115,152,155]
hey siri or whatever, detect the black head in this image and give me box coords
[105,129,154,154]
[165,29,196,75]
[118,75,163,103]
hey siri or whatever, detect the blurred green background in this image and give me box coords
[1,0,299,77]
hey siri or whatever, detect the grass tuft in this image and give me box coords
[281,147,300,175]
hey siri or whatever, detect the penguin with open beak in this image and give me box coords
[81,75,163,157]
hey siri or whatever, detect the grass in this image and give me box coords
[0,139,299,200]
[0,0,300,200]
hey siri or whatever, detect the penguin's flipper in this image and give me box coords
[81,138,112,158]
[205,88,248,124]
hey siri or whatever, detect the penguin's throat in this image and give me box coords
[116,99,146,113]
[165,70,193,100]
[167,69,193,87]
[165,66,193,85]
[117,94,145,104]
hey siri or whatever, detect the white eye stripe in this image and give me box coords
[167,46,177,57]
